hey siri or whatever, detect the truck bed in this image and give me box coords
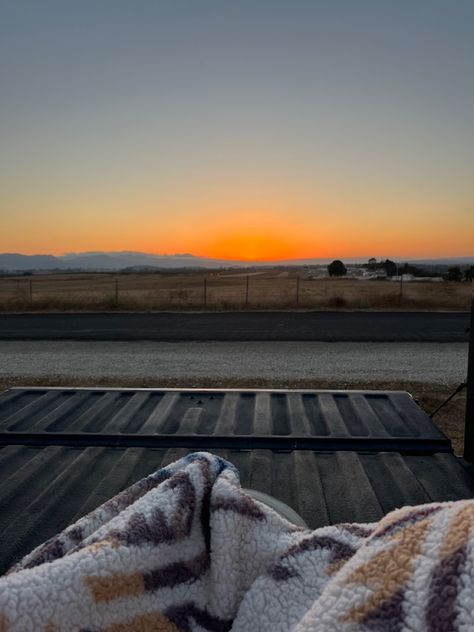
[0,387,473,574]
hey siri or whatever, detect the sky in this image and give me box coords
[0,0,473,261]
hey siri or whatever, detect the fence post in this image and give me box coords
[203,276,207,308]
[296,276,300,308]
[28,279,33,305]
[114,277,119,307]
[463,287,474,461]
[245,275,249,308]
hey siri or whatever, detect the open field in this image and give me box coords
[0,271,471,311]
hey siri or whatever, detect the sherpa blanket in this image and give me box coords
[1,452,474,631]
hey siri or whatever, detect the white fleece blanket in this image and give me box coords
[1,451,473,631]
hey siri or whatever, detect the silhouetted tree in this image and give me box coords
[464,266,474,282]
[367,257,377,270]
[382,259,397,277]
[328,260,347,277]
[445,266,462,281]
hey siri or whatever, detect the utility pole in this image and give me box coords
[203,276,207,308]
[245,275,249,308]
[396,263,403,300]
[464,287,474,461]
[296,276,300,308]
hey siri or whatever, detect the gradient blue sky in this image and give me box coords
[1,0,473,259]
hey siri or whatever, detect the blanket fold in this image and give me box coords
[0,451,473,631]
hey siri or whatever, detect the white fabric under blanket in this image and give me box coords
[1,451,473,631]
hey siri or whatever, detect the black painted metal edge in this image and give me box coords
[0,432,452,454]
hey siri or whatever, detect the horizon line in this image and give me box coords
[1,250,473,263]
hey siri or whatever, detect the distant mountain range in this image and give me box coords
[0,252,239,271]
[0,252,473,272]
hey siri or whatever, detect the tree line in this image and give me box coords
[327,258,474,281]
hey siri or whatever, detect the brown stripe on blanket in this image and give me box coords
[13,537,65,572]
[359,587,405,632]
[426,546,467,632]
[268,564,300,582]
[341,516,432,624]
[8,472,191,574]
[164,603,233,632]
[99,469,174,517]
[425,503,474,632]
[335,524,375,538]
[0,614,9,632]
[67,525,84,543]
[88,552,209,602]
[143,551,209,591]
[440,502,474,560]
[108,471,196,547]
[268,534,356,582]
[87,571,145,603]
[372,506,443,540]
[212,494,266,520]
[99,611,180,632]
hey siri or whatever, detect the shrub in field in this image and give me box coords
[327,296,347,308]
[327,260,347,277]
[445,266,462,281]
[464,266,474,282]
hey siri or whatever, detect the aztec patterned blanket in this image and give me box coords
[0,451,473,631]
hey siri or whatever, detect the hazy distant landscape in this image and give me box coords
[0,252,472,312]
[1,251,474,272]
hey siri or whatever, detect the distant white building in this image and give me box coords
[361,269,387,279]
[390,275,444,282]
[390,274,415,282]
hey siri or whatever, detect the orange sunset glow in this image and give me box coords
[202,232,302,261]
[1,2,473,262]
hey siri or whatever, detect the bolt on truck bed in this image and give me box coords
[0,387,473,574]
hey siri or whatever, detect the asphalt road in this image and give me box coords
[0,311,469,342]
[0,341,467,385]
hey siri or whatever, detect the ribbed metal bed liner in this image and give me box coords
[1,446,474,575]
[0,387,473,574]
[0,387,450,453]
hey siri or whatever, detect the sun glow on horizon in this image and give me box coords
[1,177,473,260]
[199,229,304,261]
[1,2,473,260]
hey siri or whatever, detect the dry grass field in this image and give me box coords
[0,270,471,311]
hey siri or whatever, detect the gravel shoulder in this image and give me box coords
[0,341,467,383]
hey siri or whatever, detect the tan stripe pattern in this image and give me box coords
[5,453,474,632]
[101,611,180,632]
[87,572,145,603]
[341,516,432,623]
[441,503,474,559]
